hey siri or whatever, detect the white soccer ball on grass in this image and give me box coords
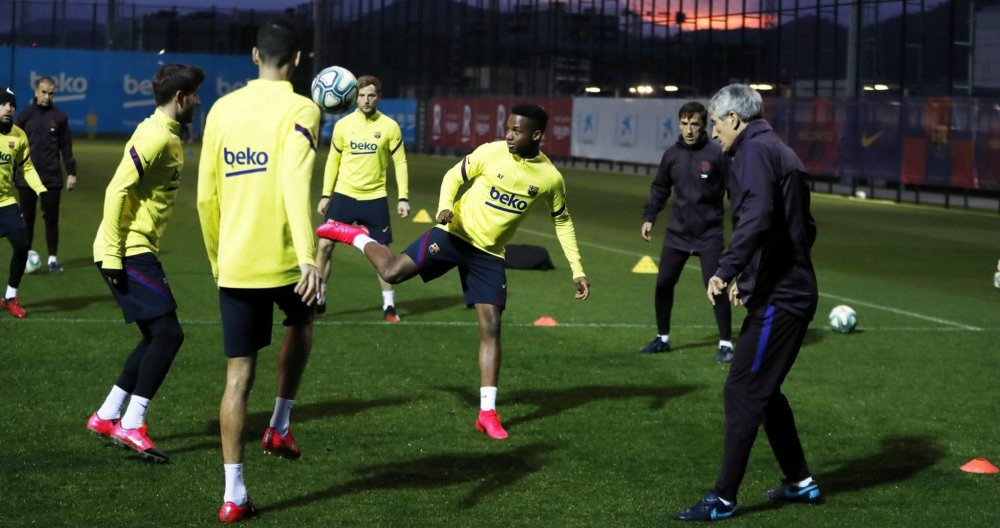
[828,304,857,333]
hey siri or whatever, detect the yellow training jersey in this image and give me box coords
[321,109,408,200]
[197,79,320,289]
[437,141,586,278]
[92,110,183,269]
[0,125,46,208]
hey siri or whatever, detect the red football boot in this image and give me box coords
[383,305,401,323]
[86,412,118,438]
[110,422,169,463]
[218,498,257,523]
[475,410,509,440]
[261,427,301,460]
[315,220,370,245]
[1,297,26,318]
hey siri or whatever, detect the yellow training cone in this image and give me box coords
[412,209,434,223]
[632,255,659,274]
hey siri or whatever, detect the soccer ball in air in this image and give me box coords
[311,65,358,114]
[24,250,41,274]
[828,305,857,333]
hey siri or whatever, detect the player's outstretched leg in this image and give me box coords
[317,220,419,285]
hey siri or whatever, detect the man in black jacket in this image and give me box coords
[639,101,733,362]
[674,84,819,522]
[15,76,77,273]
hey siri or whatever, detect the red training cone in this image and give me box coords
[533,316,559,327]
[960,458,999,474]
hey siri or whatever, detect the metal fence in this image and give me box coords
[3,0,998,99]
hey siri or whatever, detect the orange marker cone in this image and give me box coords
[534,316,559,327]
[960,458,999,474]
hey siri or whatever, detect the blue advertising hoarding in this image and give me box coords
[3,46,256,135]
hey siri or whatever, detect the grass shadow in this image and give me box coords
[163,397,413,456]
[264,443,555,513]
[740,433,944,515]
[26,294,112,313]
[442,384,700,429]
[802,328,826,346]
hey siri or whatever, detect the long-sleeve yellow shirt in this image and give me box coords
[197,79,320,288]
[1,125,46,208]
[321,109,408,200]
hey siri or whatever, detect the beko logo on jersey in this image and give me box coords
[223,147,269,177]
[0,152,11,164]
[350,140,378,153]
[487,186,527,213]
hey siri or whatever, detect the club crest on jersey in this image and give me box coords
[374,131,381,139]
[700,160,712,173]
[528,185,538,197]
[429,243,440,255]
[7,141,14,149]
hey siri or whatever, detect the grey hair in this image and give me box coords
[708,84,763,122]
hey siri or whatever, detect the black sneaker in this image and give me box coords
[673,491,737,522]
[716,345,734,363]
[766,480,821,503]
[48,261,64,273]
[640,336,670,354]
[384,305,400,323]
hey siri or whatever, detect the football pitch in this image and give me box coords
[2,139,998,527]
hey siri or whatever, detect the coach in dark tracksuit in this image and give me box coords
[639,101,733,362]
[15,76,77,273]
[675,84,820,522]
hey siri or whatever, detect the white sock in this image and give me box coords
[120,395,150,430]
[223,463,247,505]
[382,290,395,309]
[269,397,294,437]
[794,476,814,487]
[48,255,58,264]
[719,340,733,349]
[352,234,375,251]
[97,385,130,420]
[659,334,669,344]
[5,285,16,299]
[480,386,498,411]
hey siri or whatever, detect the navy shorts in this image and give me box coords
[402,228,507,309]
[97,252,177,324]
[324,193,392,244]
[219,285,313,358]
[0,204,25,237]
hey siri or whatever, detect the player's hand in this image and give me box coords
[641,221,653,242]
[437,209,453,224]
[729,281,743,307]
[317,196,330,215]
[66,174,77,191]
[574,276,591,300]
[706,275,726,305]
[295,263,322,305]
[398,199,411,218]
[100,267,128,292]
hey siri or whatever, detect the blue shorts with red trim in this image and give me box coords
[402,227,507,309]
[323,193,392,244]
[97,252,177,324]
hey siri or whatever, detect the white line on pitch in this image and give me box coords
[518,228,984,331]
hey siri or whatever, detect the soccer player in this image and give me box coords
[15,76,77,273]
[197,17,321,523]
[639,101,733,362]
[674,84,820,522]
[0,87,48,319]
[318,103,591,440]
[85,64,203,463]
[315,75,409,321]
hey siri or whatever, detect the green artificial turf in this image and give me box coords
[1,139,997,527]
